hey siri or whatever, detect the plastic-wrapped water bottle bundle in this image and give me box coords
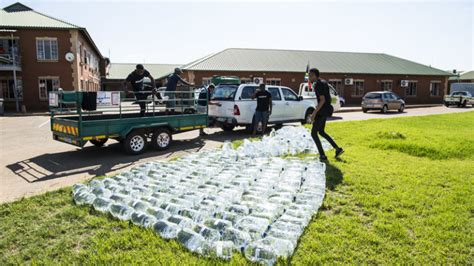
[72,126,330,265]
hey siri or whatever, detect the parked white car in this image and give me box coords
[209,84,317,131]
[298,82,341,112]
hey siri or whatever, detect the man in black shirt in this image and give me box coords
[252,83,272,136]
[197,83,220,136]
[124,64,155,117]
[165,67,194,110]
[309,68,344,161]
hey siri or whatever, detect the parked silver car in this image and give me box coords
[361,91,405,113]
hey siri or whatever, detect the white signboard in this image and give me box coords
[401,80,409,87]
[254,77,264,85]
[49,92,59,107]
[97,91,120,106]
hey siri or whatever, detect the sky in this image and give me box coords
[3,0,473,71]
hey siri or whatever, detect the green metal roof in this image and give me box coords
[1,3,80,29]
[107,63,182,80]
[459,70,474,80]
[183,48,452,76]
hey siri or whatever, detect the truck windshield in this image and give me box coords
[213,85,238,100]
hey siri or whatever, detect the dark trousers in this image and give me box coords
[135,93,148,117]
[311,114,339,157]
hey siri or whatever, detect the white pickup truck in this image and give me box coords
[209,84,317,131]
[298,82,341,112]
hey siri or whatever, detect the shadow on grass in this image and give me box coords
[325,161,343,190]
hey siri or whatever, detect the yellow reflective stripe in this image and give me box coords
[179,126,194,131]
[83,135,106,141]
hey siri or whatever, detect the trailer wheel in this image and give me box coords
[124,131,147,155]
[151,128,172,151]
[90,138,108,147]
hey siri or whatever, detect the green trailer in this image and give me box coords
[49,89,208,155]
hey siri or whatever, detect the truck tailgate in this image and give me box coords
[209,101,235,118]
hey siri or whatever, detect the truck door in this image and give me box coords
[281,87,305,120]
[267,87,285,122]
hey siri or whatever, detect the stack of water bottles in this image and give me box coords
[72,126,329,265]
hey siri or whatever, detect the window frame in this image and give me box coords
[36,37,58,61]
[38,76,60,101]
[380,80,393,91]
[281,87,298,101]
[352,80,365,97]
[430,81,441,97]
[268,87,282,101]
[406,81,418,97]
[240,86,258,100]
[265,78,281,86]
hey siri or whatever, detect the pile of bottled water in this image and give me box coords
[72,126,329,265]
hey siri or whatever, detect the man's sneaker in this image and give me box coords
[335,148,344,158]
[319,155,328,161]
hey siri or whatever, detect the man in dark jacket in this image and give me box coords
[165,67,194,110]
[309,68,344,161]
[252,83,272,136]
[124,64,155,117]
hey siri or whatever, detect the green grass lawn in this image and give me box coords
[1,112,473,264]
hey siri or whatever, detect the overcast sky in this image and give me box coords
[5,0,473,71]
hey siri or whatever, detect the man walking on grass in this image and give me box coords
[308,68,344,161]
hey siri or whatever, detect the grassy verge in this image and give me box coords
[1,112,473,264]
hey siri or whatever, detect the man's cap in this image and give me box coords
[208,83,215,88]
[136,64,144,70]
[174,67,183,74]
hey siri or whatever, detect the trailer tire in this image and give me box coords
[90,138,108,147]
[123,131,147,155]
[151,128,172,151]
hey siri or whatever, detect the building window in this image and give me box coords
[39,77,60,100]
[266,78,281,86]
[36,38,58,61]
[328,80,343,95]
[380,80,393,91]
[430,81,441,96]
[352,80,364,97]
[202,77,212,86]
[240,78,252,84]
[406,81,417,96]
[1,78,23,100]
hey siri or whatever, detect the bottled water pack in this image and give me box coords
[72,126,329,265]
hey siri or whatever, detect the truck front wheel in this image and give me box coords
[151,128,172,151]
[221,125,235,132]
[124,131,147,155]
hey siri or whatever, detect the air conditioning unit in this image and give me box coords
[400,80,409,87]
[344,78,353,85]
[253,77,264,85]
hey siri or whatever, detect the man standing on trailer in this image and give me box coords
[308,68,344,161]
[124,64,155,117]
[165,67,194,112]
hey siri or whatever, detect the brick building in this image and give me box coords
[102,63,181,91]
[0,2,105,111]
[181,48,452,105]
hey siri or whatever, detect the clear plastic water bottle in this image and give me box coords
[208,241,234,260]
[192,224,221,242]
[177,228,209,255]
[153,220,181,239]
[109,203,133,221]
[244,241,278,265]
[131,211,157,228]
[73,191,96,205]
[92,196,111,212]
[221,227,252,250]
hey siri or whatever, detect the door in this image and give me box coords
[281,87,304,120]
[389,93,401,109]
[267,87,285,122]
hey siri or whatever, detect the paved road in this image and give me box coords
[1,106,472,203]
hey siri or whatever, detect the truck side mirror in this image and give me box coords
[298,96,303,101]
